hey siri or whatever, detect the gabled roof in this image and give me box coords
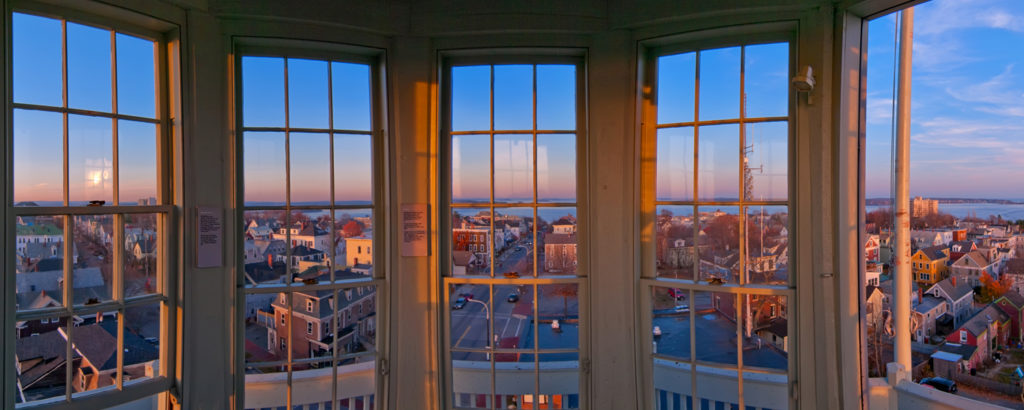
[915,245,948,261]
[544,233,576,245]
[866,285,884,300]
[996,292,1024,309]
[927,277,973,301]
[73,320,158,372]
[949,240,976,253]
[914,296,946,314]
[16,331,72,389]
[954,251,991,268]
[959,305,1010,337]
[761,318,787,338]
[1005,259,1024,276]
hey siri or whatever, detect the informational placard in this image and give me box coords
[401,203,429,257]
[196,207,223,268]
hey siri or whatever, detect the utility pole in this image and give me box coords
[893,7,915,376]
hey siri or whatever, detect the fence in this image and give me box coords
[954,372,1023,396]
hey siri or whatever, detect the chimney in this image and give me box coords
[918,287,923,305]
[952,275,957,287]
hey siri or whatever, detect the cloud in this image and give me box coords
[914,0,1024,36]
[944,64,1024,117]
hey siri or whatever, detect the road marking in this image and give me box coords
[515,317,523,336]
[455,324,472,347]
[501,314,512,337]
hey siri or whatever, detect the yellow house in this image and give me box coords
[912,245,950,285]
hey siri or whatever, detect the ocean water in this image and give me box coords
[866,203,1024,220]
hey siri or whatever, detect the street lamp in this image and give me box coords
[466,298,491,358]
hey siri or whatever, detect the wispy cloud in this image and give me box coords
[914,0,1024,36]
[944,64,1024,117]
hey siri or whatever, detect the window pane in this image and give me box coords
[289,132,331,206]
[14,109,63,205]
[16,216,66,308]
[537,133,576,203]
[242,210,289,285]
[452,65,491,131]
[538,284,578,350]
[494,134,533,203]
[335,209,373,274]
[655,205,696,279]
[336,284,378,361]
[743,294,788,371]
[745,206,789,285]
[288,59,329,129]
[697,206,740,284]
[537,65,576,130]
[697,124,739,201]
[67,22,112,113]
[334,134,373,205]
[745,122,788,202]
[15,319,68,403]
[695,291,737,365]
[657,52,696,124]
[243,132,286,206]
[72,215,114,305]
[452,208,491,276]
[698,47,740,121]
[539,207,577,276]
[118,120,158,204]
[71,310,119,394]
[244,292,286,369]
[493,283,531,350]
[537,353,580,409]
[242,56,285,128]
[290,290,335,366]
[13,13,62,106]
[651,286,690,360]
[449,282,491,352]
[494,208,534,278]
[68,115,113,205]
[116,33,156,118]
[451,135,490,203]
[656,127,694,201]
[280,209,330,280]
[332,62,372,131]
[125,213,159,298]
[123,303,161,381]
[744,43,789,118]
[494,65,533,130]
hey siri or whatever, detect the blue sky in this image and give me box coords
[866,0,1024,199]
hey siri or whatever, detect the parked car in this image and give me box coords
[653,326,662,337]
[453,297,468,310]
[507,293,519,303]
[674,304,689,313]
[919,377,957,393]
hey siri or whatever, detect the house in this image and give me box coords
[551,216,577,235]
[947,240,977,265]
[71,320,159,392]
[273,222,331,251]
[866,262,882,286]
[911,293,948,343]
[133,239,157,260]
[865,286,885,329]
[945,305,1010,370]
[451,250,478,275]
[1004,258,1024,296]
[865,234,880,262]
[345,237,373,267]
[951,250,1001,287]
[911,245,949,285]
[909,230,943,249]
[755,318,788,353]
[925,277,974,328]
[15,331,72,395]
[994,292,1024,345]
[931,343,978,379]
[543,233,577,273]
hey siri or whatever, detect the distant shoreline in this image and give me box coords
[865,198,1024,206]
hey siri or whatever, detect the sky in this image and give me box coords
[865,0,1024,199]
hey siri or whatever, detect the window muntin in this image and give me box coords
[444,60,584,409]
[9,10,172,407]
[645,41,793,410]
[238,51,382,410]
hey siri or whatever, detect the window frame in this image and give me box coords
[437,49,591,410]
[637,24,799,410]
[231,37,390,410]
[3,1,182,409]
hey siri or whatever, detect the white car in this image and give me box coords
[653,326,662,337]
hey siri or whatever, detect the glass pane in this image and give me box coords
[67,22,112,112]
[334,134,373,205]
[243,132,286,206]
[539,207,577,276]
[72,215,114,304]
[694,290,737,365]
[744,42,789,118]
[290,289,335,366]
[451,208,491,276]
[71,310,119,394]
[698,47,740,121]
[493,284,530,352]
[537,353,581,410]
[537,133,576,203]
[697,124,739,201]
[123,303,161,381]
[14,109,63,205]
[451,135,490,203]
[15,318,68,403]
[656,205,696,279]
[244,292,285,368]
[280,209,331,280]
[118,120,158,204]
[242,56,285,128]
[336,284,378,361]
[69,115,113,205]
[537,65,576,130]
[656,126,694,201]
[124,213,159,298]
[745,121,788,202]
[288,58,329,129]
[116,33,156,119]
[493,208,534,278]
[698,206,740,284]
[494,134,533,203]
[242,210,289,285]
[494,65,533,130]
[652,286,690,360]
[13,13,62,106]
[743,294,788,371]
[452,65,491,131]
[332,62,372,131]
[289,132,331,206]
[16,216,66,309]
[657,52,696,124]
[335,209,373,275]
[449,282,491,352]
[538,284,579,350]
[746,206,789,285]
